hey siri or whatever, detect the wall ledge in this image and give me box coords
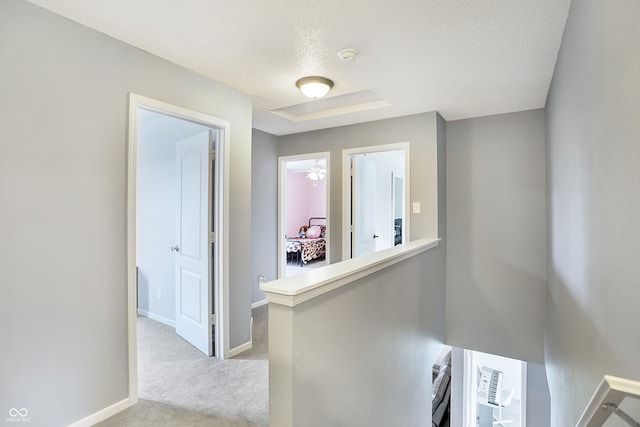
[261,237,440,307]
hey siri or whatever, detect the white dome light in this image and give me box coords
[296,76,334,99]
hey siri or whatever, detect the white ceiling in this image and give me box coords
[285,158,327,173]
[26,0,571,136]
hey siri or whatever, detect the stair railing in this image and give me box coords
[577,375,640,426]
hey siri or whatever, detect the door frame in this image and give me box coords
[462,349,528,426]
[277,152,331,278]
[342,142,410,260]
[126,93,231,404]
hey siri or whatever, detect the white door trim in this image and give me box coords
[342,142,410,261]
[126,93,231,405]
[462,349,529,426]
[277,152,331,278]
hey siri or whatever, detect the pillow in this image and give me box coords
[306,225,322,238]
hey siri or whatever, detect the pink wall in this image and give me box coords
[285,171,326,237]
[308,177,326,220]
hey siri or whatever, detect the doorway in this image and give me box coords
[127,94,231,402]
[342,143,409,260]
[462,349,527,427]
[278,152,330,278]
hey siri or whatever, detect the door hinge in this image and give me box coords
[209,232,215,243]
[210,149,215,161]
[210,314,216,325]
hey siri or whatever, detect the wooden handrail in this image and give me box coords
[576,375,640,426]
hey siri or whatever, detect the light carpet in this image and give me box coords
[96,305,268,426]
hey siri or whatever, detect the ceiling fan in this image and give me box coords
[306,160,326,181]
[288,159,327,181]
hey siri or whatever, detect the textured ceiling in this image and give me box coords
[26,0,571,135]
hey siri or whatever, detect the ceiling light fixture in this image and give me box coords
[296,76,334,99]
[306,160,327,182]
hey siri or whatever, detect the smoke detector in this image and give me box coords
[338,48,358,62]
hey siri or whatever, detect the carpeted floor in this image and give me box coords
[96,305,269,426]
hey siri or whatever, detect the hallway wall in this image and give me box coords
[545,0,640,424]
[0,1,252,425]
[446,109,547,364]
[278,112,441,262]
[251,129,279,303]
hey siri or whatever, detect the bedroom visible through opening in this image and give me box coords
[278,153,330,278]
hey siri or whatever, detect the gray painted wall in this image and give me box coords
[251,129,279,303]
[136,121,180,323]
[446,110,547,364]
[277,112,441,261]
[527,362,551,426]
[269,249,445,427]
[545,0,640,425]
[0,1,252,425]
[437,113,447,251]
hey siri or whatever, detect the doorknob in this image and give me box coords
[373,234,379,239]
[170,245,180,252]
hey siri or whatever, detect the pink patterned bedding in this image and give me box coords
[286,238,326,265]
[287,218,327,265]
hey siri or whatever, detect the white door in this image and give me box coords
[352,155,378,257]
[342,144,408,260]
[174,130,212,356]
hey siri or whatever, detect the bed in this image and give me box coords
[286,217,326,266]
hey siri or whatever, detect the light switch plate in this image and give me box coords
[412,202,421,214]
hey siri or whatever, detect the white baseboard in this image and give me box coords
[251,299,268,309]
[226,315,253,358]
[227,339,252,358]
[67,397,132,427]
[137,309,176,328]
